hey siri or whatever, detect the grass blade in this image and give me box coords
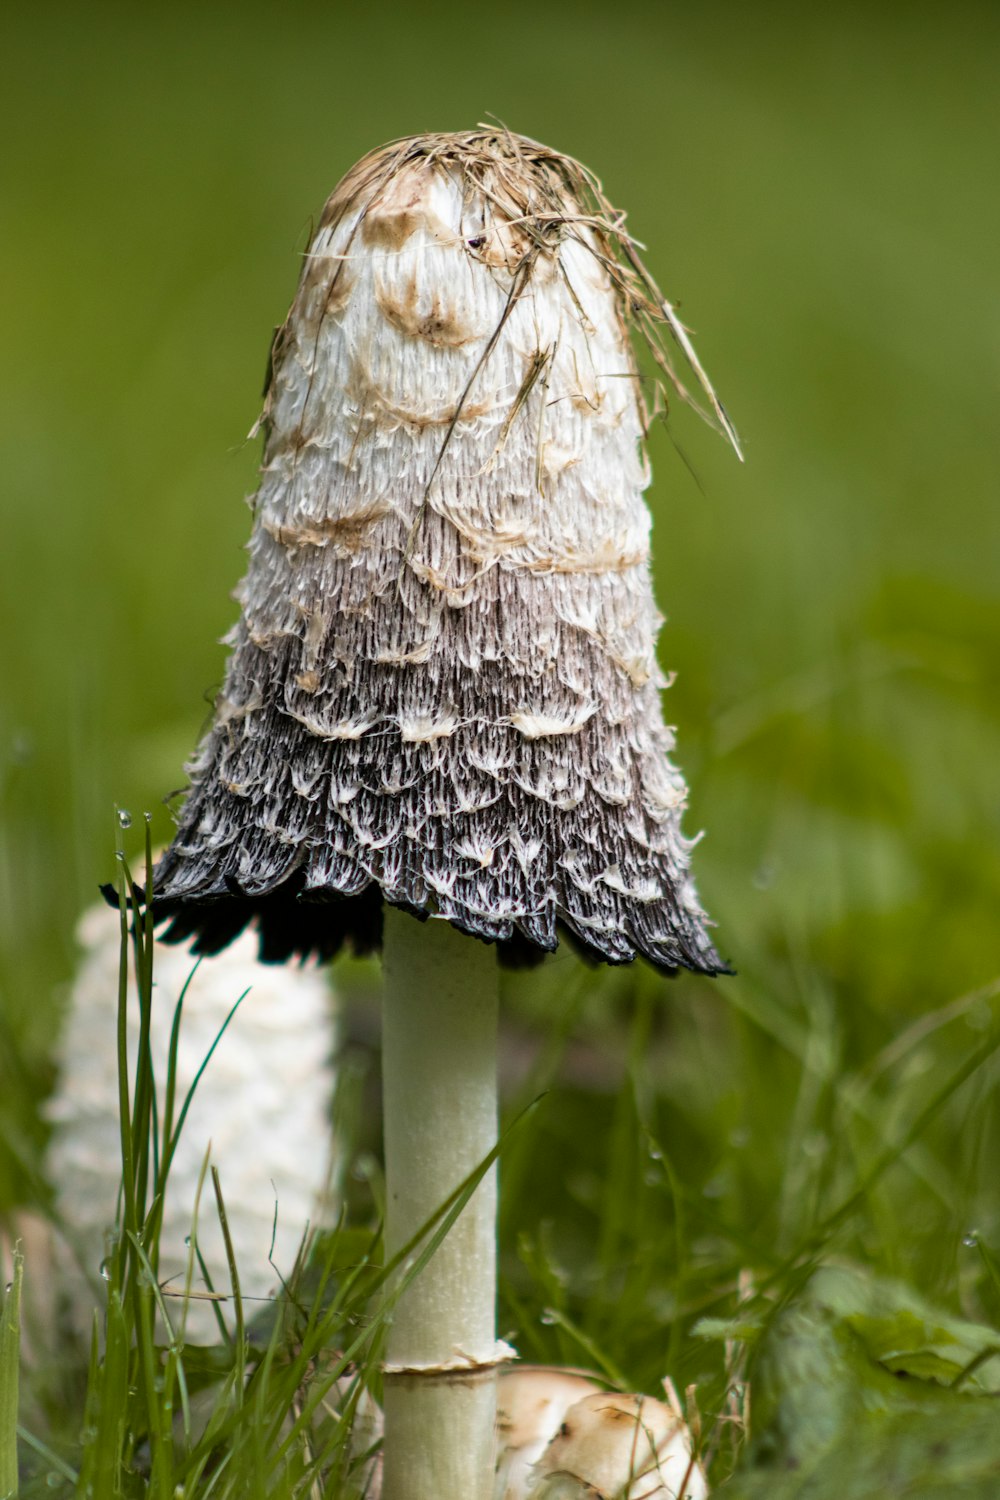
[0,1244,23,1498]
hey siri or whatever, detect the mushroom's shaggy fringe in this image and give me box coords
[152,127,734,973]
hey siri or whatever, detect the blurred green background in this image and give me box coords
[3,0,999,1384]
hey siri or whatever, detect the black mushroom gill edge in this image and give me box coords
[99,870,732,977]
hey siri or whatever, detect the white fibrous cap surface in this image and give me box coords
[46,901,336,1339]
[154,131,728,975]
[495,1366,607,1500]
[530,1390,709,1499]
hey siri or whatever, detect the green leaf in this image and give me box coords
[844,1309,972,1385]
[725,1265,1000,1497]
[723,1402,1000,1499]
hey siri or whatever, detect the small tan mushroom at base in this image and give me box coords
[530,1391,708,1500]
[496,1366,607,1500]
[496,1369,708,1500]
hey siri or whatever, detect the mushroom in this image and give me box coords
[289,1365,709,1500]
[495,1366,607,1500]
[529,1391,709,1500]
[47,900,336,1343]
[147,129,736,1496]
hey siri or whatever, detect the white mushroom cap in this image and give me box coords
[46,900,337,1340]
[530,1390,709,1500]
[496,1365,606,1499]
[153,129,731,977]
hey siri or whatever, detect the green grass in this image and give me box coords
[10,844,498,1498]
[6,845,1000,1494]
[3,0,1000,1493]
[1,1246,23,1495]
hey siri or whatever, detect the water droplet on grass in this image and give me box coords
[963,1231,979,1248]
[118,809,132,829]
[540,1309,557,1325]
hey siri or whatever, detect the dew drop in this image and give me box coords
[540,1309,557,1326]
[99,1259,111,1282]
[963,1231,979,1249]
[117,809,133,829]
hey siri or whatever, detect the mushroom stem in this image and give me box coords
[381,906,501,1500]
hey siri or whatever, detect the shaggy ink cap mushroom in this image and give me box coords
[46,903,336,1342]
[153,128,737,975]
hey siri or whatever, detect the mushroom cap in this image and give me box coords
[531,1390,709,1499]
[153,129,730,975]
[496,1365,607,1500]
[47,901,336,1340]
